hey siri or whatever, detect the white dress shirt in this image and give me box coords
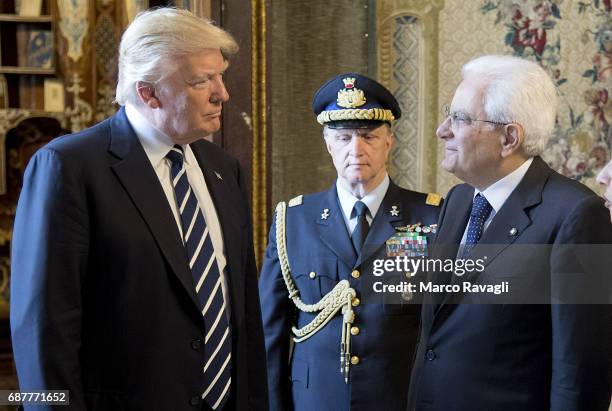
[459,157,534,250]
[125,103,231,312]
[336,174,390,235]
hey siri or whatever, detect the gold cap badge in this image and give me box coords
[337,77,366,108]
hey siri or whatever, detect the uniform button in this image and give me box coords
[426,349,436,361]
[309,271,316,279]
[189,396,201,406]
[351,270,360,279]
[351,297,360,307]
[350,355,360,365]
[350,326,360,336]
[191,338,202,351]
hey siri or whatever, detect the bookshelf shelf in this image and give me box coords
[0,14,52,23]
[0,66,55,75]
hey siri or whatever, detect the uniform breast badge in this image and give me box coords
[386,223,437,258]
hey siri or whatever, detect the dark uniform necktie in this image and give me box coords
[166,145,231,410]
[351,200,370,253]
[461,193,493,259]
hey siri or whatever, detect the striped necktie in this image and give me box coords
[166,145,232,410]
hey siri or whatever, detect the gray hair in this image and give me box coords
[115,7,238,106]
[461,55,557,156]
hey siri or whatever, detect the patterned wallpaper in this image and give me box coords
[267,0,611,205]
[389,16,421,191]
[436,0,612,195]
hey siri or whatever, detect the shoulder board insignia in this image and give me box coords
[288,195,303,207]
[425,193,442,206]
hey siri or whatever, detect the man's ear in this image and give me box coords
[323,135,334,155]
[323,128,333,155]
[500,123,524,158]
[387,131,395,150]
[136,81,160,109]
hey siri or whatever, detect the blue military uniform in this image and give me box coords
[258,73,442,411]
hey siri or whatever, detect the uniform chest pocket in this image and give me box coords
[290,257,338,304]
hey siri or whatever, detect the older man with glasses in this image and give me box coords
[407,55,611,411]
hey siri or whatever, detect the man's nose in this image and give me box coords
[348,135,365,155]
[436,117,453,140]
[211,76,229,103]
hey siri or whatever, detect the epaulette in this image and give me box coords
[425,193,442,206]
[288,195,303,207]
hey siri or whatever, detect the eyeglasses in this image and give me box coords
[442,105,509,127]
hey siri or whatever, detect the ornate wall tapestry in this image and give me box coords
[434,0,611,195]
[482,0,611,192]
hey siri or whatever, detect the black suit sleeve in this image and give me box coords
[10,148,88,410]
[258,212,295,411]
[550,195,612,411]
[236,160,269,411]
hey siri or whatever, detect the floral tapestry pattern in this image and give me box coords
[482,0,611,187]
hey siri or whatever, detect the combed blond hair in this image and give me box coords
[115,7,238,105]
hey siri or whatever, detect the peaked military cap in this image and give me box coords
[312,72,401,129]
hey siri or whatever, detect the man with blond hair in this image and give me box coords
[11,8,268,410]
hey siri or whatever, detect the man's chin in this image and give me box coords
[440,159,455,173]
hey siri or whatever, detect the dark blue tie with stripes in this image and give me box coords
[166,145,231,410]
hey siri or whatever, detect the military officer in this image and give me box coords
[258,73,442,411]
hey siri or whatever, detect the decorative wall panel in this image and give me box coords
[389,16,420,190]
[377,0,444,194]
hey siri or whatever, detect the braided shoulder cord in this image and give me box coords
[274,202,356,348]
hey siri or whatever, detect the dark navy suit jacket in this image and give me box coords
[408,157,612,411]
[10,108,268,410]
[259,182,441,411]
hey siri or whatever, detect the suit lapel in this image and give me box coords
[356,182,403,267]
[431,185,472,314]
[465,157,548,282]
[316,186,357,271]
[190,142,245,327]
[108,108,201,312]
[435,185,472,262]
[434,157,550,319]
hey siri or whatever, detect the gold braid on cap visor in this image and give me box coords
[317,108,395,125]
